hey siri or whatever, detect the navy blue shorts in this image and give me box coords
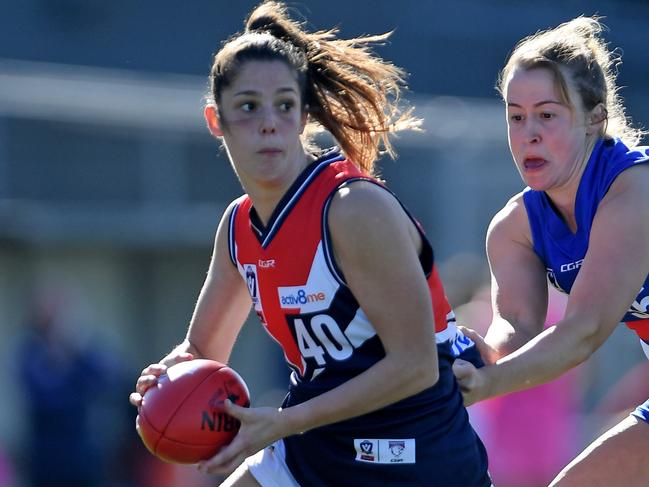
[281,341,492,486]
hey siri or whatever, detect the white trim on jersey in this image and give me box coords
[321,190,346,286]
[228,203,239,266]
[435,322,458,343]
[641,338,649,360]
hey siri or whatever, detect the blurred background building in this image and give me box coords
[0,1,647,486]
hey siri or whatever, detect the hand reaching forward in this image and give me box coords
[457,325,500,365]
[452,359,492,407]
[198,400,290,475]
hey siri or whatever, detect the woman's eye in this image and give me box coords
[509,114,523,122]
[279,101,294,112]
[240,102,256,112]
[541,112,554,119]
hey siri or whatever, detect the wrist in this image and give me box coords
[184,340,204,359]
[278,404,310,436]
[160,341,198,367]
[478,364,500,401]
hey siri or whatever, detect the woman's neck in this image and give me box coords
[545,136,600,233]
[242,151,316,226]
[248,189,287,226]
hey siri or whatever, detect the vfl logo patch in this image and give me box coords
[242,263,265,321]
[354,439,415,464]
[243,264,264,311]
[355,439,377,462]
[245,264,258,299]
[359,439,375,462]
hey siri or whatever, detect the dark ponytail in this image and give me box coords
[209,1,420,175]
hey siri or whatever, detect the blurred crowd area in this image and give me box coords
[1,1,648,486]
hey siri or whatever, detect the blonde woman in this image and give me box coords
[454,17,649,487]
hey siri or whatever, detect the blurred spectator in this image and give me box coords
[14,288,125,487]
[456,284,582,487]
[0,444,16,487]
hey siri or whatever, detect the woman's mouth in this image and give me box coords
[523,157,547,170]
[258,148,282,155]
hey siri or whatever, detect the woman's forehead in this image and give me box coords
[226,60,299,91]
[505,65,579,109]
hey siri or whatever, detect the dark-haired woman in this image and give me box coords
[131,2,491,486]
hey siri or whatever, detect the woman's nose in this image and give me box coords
[259,108,277,134]
[525,121,541,143]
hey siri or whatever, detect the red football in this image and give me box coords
[136,359,251,464]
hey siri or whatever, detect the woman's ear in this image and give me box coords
[587,103,607,134]
[204,105,224,137]
[299,108,308,135]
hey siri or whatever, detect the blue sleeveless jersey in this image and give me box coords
[523,138,649,424]
[523,138,649,334]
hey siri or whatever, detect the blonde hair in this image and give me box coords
[208,1,420,176]
[497,16,645,146]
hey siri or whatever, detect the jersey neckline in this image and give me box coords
[248,148,346,248]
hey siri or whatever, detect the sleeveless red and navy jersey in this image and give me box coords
[228,150,465,391]
[523,138,649,340]
[227,150,491,487]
